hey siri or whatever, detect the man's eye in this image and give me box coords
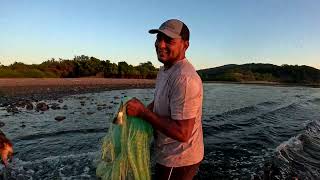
[167,39,175,44]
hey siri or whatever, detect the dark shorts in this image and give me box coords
[155,162,201,180]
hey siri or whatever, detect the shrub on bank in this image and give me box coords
[0,68,58,78]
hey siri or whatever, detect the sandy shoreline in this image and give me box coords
[0,78,155,87]
[0,78,155,104]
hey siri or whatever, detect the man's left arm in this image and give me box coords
[126,98,195,142]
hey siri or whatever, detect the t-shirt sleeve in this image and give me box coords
[170,75,202,120]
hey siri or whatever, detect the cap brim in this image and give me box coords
[148,29,181,39]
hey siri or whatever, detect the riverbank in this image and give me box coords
[2,78,319,105]
[0,78,155,105]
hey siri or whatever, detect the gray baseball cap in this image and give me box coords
[149,19,190,40]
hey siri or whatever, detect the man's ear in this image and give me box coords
[184,40,189,50]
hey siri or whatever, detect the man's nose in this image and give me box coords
[156,39,166,48]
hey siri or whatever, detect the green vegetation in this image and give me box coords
[0,55,158,79]
[197,63,320,85]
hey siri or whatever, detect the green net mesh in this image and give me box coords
[96,98,153,180]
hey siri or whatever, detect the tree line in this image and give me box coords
[0,55,158,79]
[2,59,319,85]
[197,63,320,84]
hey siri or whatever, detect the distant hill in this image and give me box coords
[197,63,320,85]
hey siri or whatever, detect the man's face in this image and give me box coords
[155,33,189,65]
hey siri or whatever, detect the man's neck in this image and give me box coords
[163,57,185,70]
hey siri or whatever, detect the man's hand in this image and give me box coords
[147,101,154,111]
[126,98,147,118]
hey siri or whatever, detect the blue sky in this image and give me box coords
[1,0,319,70]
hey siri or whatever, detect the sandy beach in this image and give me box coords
[0,78,155,104]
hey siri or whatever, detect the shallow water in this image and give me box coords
[1,83,320,179]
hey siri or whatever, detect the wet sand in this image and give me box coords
[0,78,155,104]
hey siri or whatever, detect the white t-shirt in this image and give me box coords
[153,58,204,167]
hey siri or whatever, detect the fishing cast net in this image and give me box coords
[96,97,153,180]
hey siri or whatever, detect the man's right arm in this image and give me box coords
[146,100,157,139]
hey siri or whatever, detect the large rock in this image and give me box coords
[6,105,19,114]
[26,102,34,110]
[36,102,49,111]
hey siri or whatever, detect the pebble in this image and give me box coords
[55,116,66,121]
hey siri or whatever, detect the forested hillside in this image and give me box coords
[197,63,320,84]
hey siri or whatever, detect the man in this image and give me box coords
[126,19,204,180]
